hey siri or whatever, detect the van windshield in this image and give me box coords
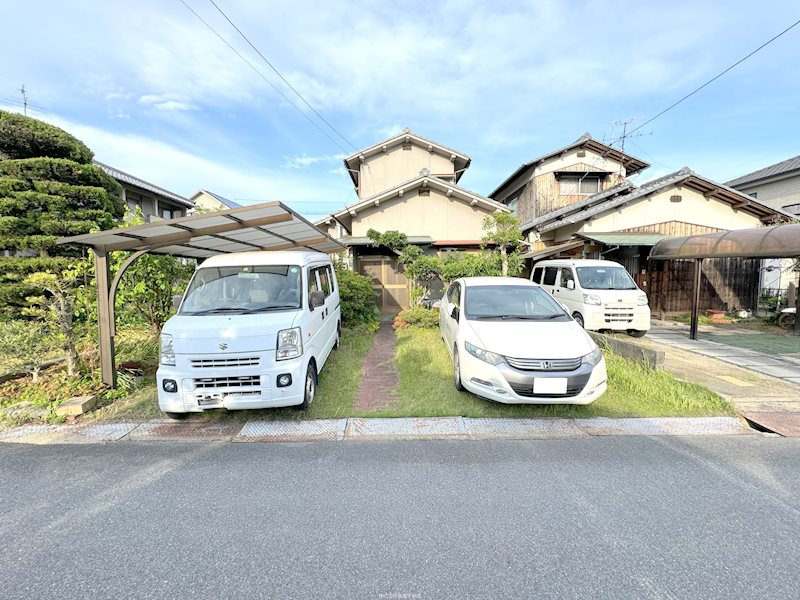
[180,265,302,315]
[576,266,637,290]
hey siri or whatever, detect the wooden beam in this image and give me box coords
[104,213,294,252]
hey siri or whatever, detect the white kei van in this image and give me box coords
[531,259,650,337]
[157,250,341,419]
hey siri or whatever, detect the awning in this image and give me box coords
[57,201,344,257]
[649,223,800,260]
[522,239,584,260]
[578,232,668,246]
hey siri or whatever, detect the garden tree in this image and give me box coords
[0,320,54,381]
[366,228,408,253]
[0,110,124,317]
[481,211,523,277]
[332,258,378,325]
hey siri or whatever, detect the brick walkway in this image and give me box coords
[354,322,398,410]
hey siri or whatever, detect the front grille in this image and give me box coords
[509,382,585,398]
[506,356,582,371]
[193,376,260,389]
[603,305,635,323]
[191,357,260,368]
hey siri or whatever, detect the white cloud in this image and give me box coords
[139,94,198,112]
[282,153,347,169]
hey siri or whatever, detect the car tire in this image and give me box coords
[778,312,796,330]
[627,329,647,338]
[334,322,341,349]
[296,362,317,410]
[453,348,465,391]
[165,412,188,420]
[572,312,585,328]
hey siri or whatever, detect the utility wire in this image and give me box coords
[629,17,800,136]
[177,0,349,153]
[206,0,358,151]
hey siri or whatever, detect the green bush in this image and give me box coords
[393,306,439,329]
[0,158,121,197]
[334,263,378,326]
[0,110,94,164]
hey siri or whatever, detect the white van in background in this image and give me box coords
[531,259,650,337]
[157,250,341,419]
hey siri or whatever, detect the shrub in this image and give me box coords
[0,110,94,164]
[393,307,439,330]
[334,263,378,326]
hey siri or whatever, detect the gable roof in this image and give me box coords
[95,161,194,208]
[523,167,791,234]
[344,129,471,187]
[726,155,800,189]
[489,133,650,199]
[332,175,508,222]
[192,189,242,209]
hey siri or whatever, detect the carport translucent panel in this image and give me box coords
[649,223,800,260]
[714,228,770,257]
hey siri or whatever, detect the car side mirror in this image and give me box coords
[566,280,575,290]
[310,290,325,310]
[172,294,182,310]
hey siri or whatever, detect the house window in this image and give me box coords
[559,175,601,195]
[161,208,173,220]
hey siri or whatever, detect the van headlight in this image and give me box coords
[464,341,505,366]
[583,293,602,306]
[160,333,175,366]
[582,347,603,367]
[276,327,303,361]
[637,295,649,306]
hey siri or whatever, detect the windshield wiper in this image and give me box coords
[471,314,552,320]
[241,304,300,313]
[185,307,249,315]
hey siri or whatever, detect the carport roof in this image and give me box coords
[649,223,800,260]
[57,201,344,258]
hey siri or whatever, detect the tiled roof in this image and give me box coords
[726,155,800,188]
[94,161,193,207]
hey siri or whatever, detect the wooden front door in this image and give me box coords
[358,255,409,312]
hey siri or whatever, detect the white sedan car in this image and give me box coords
[440,277,607,404]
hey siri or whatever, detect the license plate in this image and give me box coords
[533,378,568,395]
[198,394,223,407]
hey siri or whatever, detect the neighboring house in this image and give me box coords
[189,189,242,212]
[490,139,790,314]
[727,156,800,294]
[95,161,193,221]
[315,129,508,312]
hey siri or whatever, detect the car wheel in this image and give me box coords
[572,312,585,328]
[778,312,796,330]
[165,412,188,420]
[453,348,465,391]
[297,362,317,410]
[334,322,341,349]
[627,329,647,338]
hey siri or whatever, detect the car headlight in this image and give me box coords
[464,341,505,366]
[276,327,303,361]
[160,333,175,366]
[583,293,602,306]
[637,295,649,306]
[582,347,603,367]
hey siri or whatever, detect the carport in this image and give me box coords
[649,223,800,339]
[58,202,343,387]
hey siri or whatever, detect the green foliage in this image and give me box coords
[333,261,379,326]
[0,110,94,164]
[482,211,523,277]
[409,285,424,308]
[440,251,502,282]
[0,320,57,377]
[0,256,75,317]
[404,254,442,284]
[0,158,121,197]
[393,306,439,329]
[366,228,408,252]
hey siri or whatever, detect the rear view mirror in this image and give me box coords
[172,294,182,310]
[566,280,575,290]
[310,290,325,309]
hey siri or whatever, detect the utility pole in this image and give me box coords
[19,84,28,116]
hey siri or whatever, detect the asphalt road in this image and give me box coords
[2,436,799,599]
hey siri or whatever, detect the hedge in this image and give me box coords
[0,110,94,164]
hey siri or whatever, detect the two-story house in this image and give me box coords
[315,129,509,312]
[189,189,242,212]
[489,135,790,315]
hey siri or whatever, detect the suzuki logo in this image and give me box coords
[219,342,228,350]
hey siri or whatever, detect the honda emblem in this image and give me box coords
[542,360,551,369]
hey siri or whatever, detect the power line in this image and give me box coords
[206,0,357,151]
[629,17,800,136]
[176,0,350,153]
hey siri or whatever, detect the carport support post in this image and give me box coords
[94,247,117,387]
[689,258,703,341]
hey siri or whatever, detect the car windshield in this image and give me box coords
[180,265,302,314]
[575,266,637,290]
[464,285,570,321]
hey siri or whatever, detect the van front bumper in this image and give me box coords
[157,352,307,413]
[584,305,650,332]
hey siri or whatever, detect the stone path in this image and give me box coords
[353,322,398,410]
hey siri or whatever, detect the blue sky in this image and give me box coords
[2,0,799,221]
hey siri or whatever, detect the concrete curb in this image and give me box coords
[0,416,757,445]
